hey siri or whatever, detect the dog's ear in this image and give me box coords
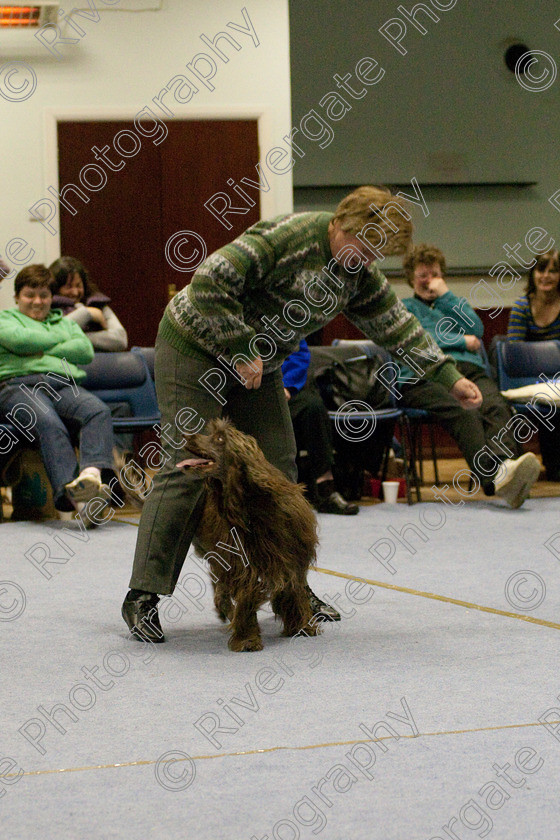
[229,433,276,492]
[242,457,277,492]
[223,461,253,527]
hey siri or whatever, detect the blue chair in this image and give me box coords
[496,340,560,391]
[80,351,160,432]
[131,346,156,380]
[495,340,560,431]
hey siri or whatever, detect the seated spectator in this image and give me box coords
[49,256,128,351]
[0,264,120,522]
[282,340,358,514]
[398,244,540,508]
[507,250,560,342]
[507,249,560,480]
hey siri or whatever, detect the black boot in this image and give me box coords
[314,479,359,515]
[122,590,165,643]
[305,585,341,621]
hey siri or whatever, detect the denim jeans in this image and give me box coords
[0,374,114,508]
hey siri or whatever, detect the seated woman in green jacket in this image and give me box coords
[398,244,540,508]
[0,264,118,520]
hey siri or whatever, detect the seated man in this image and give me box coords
[0,264,120,523]
[398,244,540,508]
[282,340,358,514]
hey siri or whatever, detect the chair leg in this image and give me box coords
[400,416,421,504]
[428,423,440,485]
[409,420,425,494]
[380,434,391,482]
[417,421,425,485]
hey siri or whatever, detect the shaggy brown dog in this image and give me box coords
[177,418,321,652]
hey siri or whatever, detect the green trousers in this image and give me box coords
[129,332,297,595]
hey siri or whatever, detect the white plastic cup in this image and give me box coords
[382,481,400,503]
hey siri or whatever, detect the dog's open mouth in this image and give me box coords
[176,457,215,470]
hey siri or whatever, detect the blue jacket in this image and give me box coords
[281,339,311,393]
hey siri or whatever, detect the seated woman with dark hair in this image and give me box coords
[507,250,560,342]
[0,264,120,522]
[507,249,560,480]
[49,256,128,352]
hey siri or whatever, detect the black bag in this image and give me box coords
[306,345,395,500]
[308,345,393,411]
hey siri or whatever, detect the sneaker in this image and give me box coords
[494,453,541,509]
[305,585,341,621]
[65,472,112,506]
[122,592,165,643]
[315,491,359,515]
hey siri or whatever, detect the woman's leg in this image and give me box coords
[129,339,227,595]
[52,383,115,471]
[288,388,333,481]
[0,377,79,508]
[226,369,298,481]
[459,364,522,461]
[401,379,495,489]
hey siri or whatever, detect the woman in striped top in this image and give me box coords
[507,249,560,480]
[507,250,560,341]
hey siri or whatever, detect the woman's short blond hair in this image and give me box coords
[332,185,413,256]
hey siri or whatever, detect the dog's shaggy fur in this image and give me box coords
[178,418,320,651]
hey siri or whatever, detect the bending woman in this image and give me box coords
[50,256,128,351]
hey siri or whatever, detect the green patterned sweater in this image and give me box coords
[161,212,462,391]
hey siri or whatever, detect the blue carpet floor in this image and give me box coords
[1,497,559,839]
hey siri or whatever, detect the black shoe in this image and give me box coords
[122,592,165,643]
[316,491,359,515]
[305,585,341,621]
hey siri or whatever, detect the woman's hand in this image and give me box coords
[236,356,263,389]
[450,377,483,409]
[427,276,449,298]
[86,307,108,329]
[464,334,481,351]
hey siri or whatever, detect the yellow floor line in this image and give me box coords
[111,518,558,630]
[10,718,560,780]
[315,567,560,630]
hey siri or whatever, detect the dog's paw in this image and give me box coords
[282,619,323,637]
[229,635,264,652]
[303,621,322,637]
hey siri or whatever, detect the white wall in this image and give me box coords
[0,0,292,308]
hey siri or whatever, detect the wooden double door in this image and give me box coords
[58,119,260,347]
